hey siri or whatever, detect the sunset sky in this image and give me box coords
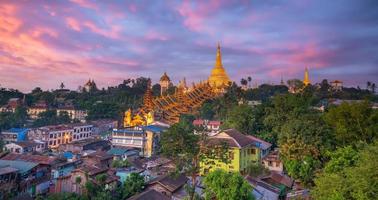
[0,0,377,92]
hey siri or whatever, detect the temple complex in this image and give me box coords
[123,43,231,126]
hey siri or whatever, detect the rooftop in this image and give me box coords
[0,166,19,175]
[3,128,29,133]
[2,153,58,165]
[9,141,40,148]
[129,189,170,200]
[0,160,38,174]
[211,129,258,148]
[246,135,272,150]
[149,174,188,193]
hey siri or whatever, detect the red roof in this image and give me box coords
[208,121,221,126]
[193,119,204,126]
[2,153,58,165]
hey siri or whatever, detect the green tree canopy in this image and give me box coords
[203,169,254,200]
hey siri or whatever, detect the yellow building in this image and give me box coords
[200,129,261,175]
[208,43,231,91]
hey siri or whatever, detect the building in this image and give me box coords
[303,67,311,86]
[159,72,171,96]
[27,101,48,119]
[107,147,139,161]
[330,80,343,91]
[262,149,283,174]
[200,129,264,175]
[57,105,87,122]
[28,125,73,149]
[90,119,118,136]
[146,174,188,199]
[4,141,46,154]
[111,125,166,157]
[123,44,231,125]
[82,79,97,92]
[0,128,29,144]
[128,189,170,200]
[246,135,272,158]
[28,124,93,149]
[0,97,23,113]
[208,43,231,92]
[72,123,93,141]
[0,166,19,199]
[58,138,110,154]
[193,119,221,135]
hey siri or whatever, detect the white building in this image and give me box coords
[28,124,93,149]
[4,141,46,154]
[57,105,87,122]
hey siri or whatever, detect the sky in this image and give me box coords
[0,0,377,92]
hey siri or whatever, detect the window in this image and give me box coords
[57,139,60,144]
[268,161,273,166]
[229,152,234,160]
[276,162,280,167]
[49,141,53,145]
[49,134,53,138]
[53,141,56,146]
[251,149,256,154]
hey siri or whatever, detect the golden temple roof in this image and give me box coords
[160,72,170,82]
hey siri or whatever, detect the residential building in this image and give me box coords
[107,147,139,161]
[128,189,170,200]
[262,149,284,174]
[330,80,343,91]
[90,119,118,136]
[72,123,93,141]
[27,101,48,119]
[200,129,263,175]
[28,125,74,149]
[57,105,87,122]
[0,98,22,113]
[0,159,50,197]
[246,135,272,158]
[111,125,166,157]
[0,166,19,199]
[193,119,221,135]
[58,138,110,154]
[147,174,188,199]
[0,128,29,144]
[4,141,46,154]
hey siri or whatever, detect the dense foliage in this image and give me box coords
[203,169,254,200]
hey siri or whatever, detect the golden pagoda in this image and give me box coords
[208,43,231,90]
[303,67,311,86]
[123,44,233,125]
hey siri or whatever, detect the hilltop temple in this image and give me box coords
[123,43,231,126]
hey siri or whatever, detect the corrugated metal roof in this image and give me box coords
[0,160,38,174]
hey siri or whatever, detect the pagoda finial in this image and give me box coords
[215,42,222,67]
[303,67,311,86]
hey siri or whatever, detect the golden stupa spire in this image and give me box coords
[303,67,311,86]
[208,42,231,90]
[215,42,222,67]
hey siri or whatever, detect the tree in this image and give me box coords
[199,101,215,120]
[324,146,358,173]
[160,118,230,200]
[122,173,145,199]
[324,101,378,146]
[203,169,254,200]
[222,104,255,134]
[312,142,378,200]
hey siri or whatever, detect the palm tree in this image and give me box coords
[372,83,376,93]
[247,76,252,88]
[367,81,372,91]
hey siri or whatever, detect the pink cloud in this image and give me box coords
[66,17,81,31]
[69,0,98,10]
